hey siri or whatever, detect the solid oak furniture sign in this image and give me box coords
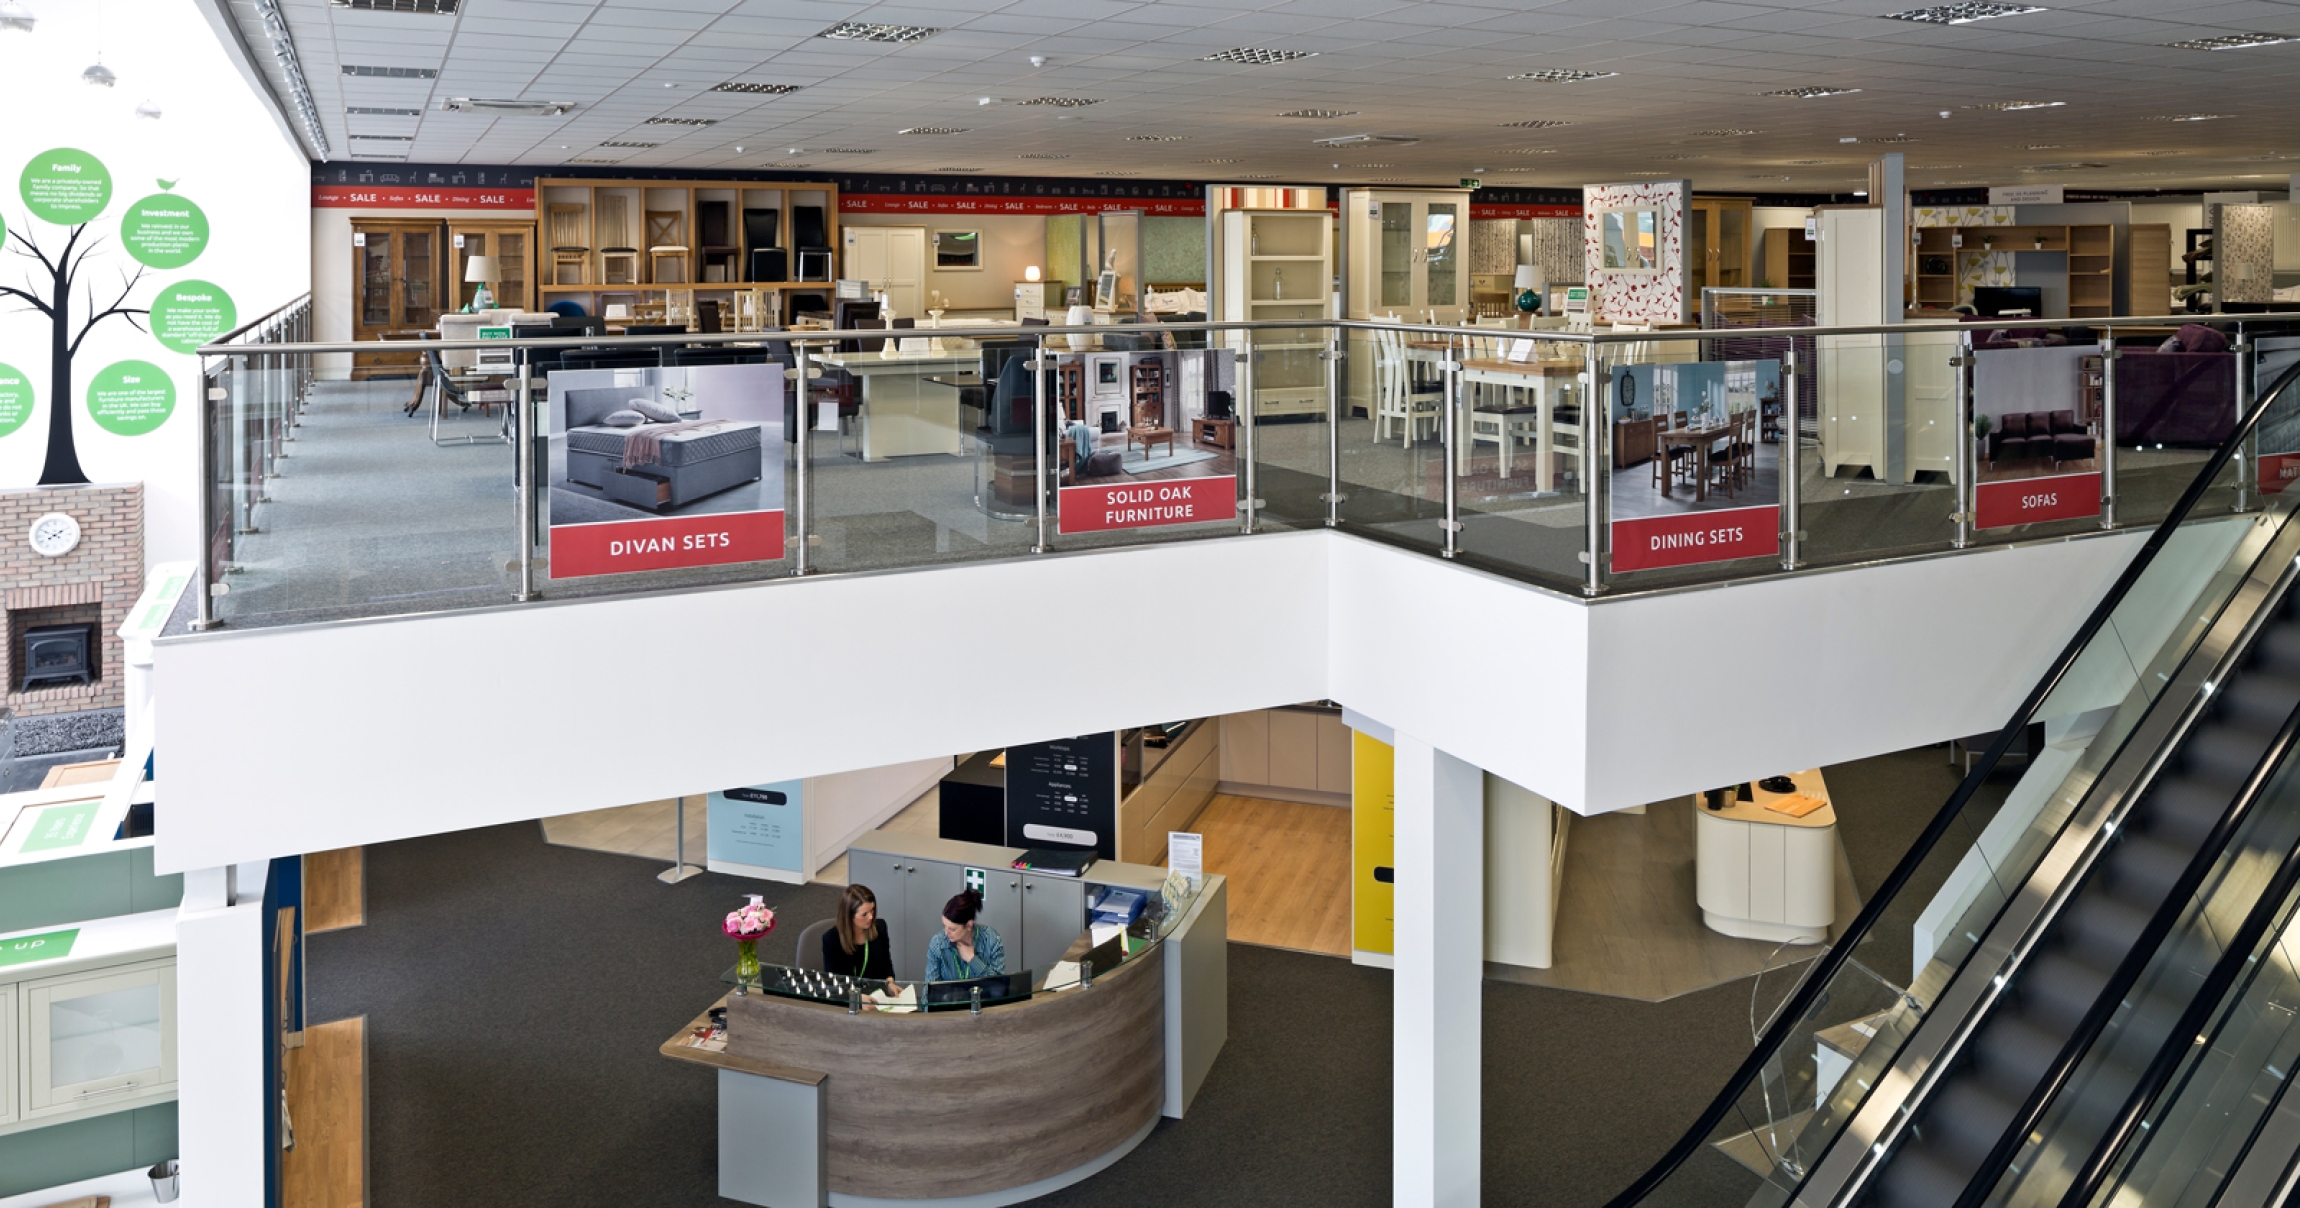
[1058,475,1236,535]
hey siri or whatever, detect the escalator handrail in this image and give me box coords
[1604,353,2300,1208]
[2053,725,2300,1207]
[1952,677,2300,1208]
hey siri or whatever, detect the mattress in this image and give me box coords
[567,421,763,467]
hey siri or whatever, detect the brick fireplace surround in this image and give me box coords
[0,483,144,719]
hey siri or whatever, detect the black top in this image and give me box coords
[822,921,894,981]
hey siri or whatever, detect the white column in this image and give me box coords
[175,895,268,1208]
[1393,733,1483,1208]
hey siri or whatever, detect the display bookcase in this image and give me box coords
[534,176,840,322]
[1760,227,1815,291]
[1911,224,2113,316]
[1218,209,1333,419]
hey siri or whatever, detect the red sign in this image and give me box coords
[2262,453,2300,495]
[1974,472,2101,530]
[549,510,785,578]
[1469,204,1583,220]
[312,186,535,211]
[1611,505,1780,572]
[1059,476,1236,534]
[841,193,1204,217]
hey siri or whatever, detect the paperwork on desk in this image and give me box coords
[1047,960,1084,991]
[1764,793,1829,819]
[868,984,919,1014]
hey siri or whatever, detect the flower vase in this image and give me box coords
[737,939,761,983]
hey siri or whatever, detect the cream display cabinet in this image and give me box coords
[0,911,180,1138]
[1342,188,1472,322]
[1217,209,1334,419]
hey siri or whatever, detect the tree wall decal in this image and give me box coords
[0,220,150,486]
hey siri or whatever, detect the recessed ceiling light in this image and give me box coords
[1692,129,1761,137]
[712,81,801,95]
[1659,153,1706,160]
[1128,134,1186,142]
[1095,171,1139,176]
[443,98,576,115]
[1240,173,1283,179]
[2136,150,2183,157]
[644,116,715,126]
[1883,3,2045,24]
[2147,113,2231,122]
[1507,69,1618,82]
[1746,174,1793,180]
[2025,143,2064,149]
[1502,147,1558,155]
[899,126,967,135]
[597,140,658,148]
[1197,158,1241,164]
[1766,86,1861,98]
[1865,134,1920,142]
[351,153,411,161]
[343,64,437,79]
[1204,47,1317,65]
[345,106,421,116]
[1020,97,1101,107]
[936,167,984,172]
[1787,159,1836,165]
[1626,171,1673,176]
[333,0,459,10]
[2167,32,2298,51]
[1497,120,1575,129]
[818,21,938,43]
[1277,109,1357,119]
[1017,152,1070,159]
[1357,163,1396,168]
[819,148,875,154]
[1364,178,1408,183]
[349,134,413,141]
[1966,100,2065,110]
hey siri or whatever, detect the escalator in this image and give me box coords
[1606,358,2300,1208]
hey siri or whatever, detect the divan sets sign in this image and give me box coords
[3,147,238,484]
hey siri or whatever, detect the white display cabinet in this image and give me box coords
[1217,209,1334,420]
[25,960,175,1116]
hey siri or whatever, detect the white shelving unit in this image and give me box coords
[1218,209,1334,419]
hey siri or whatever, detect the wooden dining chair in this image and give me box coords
[1653,412,1694,491]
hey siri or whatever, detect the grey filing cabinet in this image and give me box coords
[846,831,1120,984]
[1018,876,1085,979]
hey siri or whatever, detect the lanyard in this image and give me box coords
[859,939,870,974]
[951,932,972,978]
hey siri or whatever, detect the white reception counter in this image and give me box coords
[1694,768,1837,945]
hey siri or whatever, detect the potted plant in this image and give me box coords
[1974,412,1994,465]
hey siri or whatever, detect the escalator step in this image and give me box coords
[1871,1144,1975,1208]
[2253,624,2300,671]
[2022,952,2114,1032]
[2149,778,2230,845]
[2059,892,2154,963]
[2220,673,2300,730]
[1923,1078,2022,1165]
[2184,727,2273,787]
[1970,1015,2065,1100]
[2103,833,2196,901]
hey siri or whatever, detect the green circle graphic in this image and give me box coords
[121,194,209,269]
[19,149,112,224]
[0,363,31,439]
[148,280,236,354]
[87,360,173,436]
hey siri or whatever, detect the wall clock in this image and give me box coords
[28,512,80,558]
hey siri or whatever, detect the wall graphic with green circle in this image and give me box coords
[86,360,174,436]
[19,149,112,224]
[0,365,31,439]
[120,193,209,270]
[148,281,235,354]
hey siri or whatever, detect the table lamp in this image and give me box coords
[1514,264,1546,317]
[464,254,499,312]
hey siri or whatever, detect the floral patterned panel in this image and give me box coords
[1914,205,2016,229]
[1528,217,1582,285]
[1583,181,1687,323]
[1957,251,2017,306]
[2219,204,2274,304]
[1469,220,1517,276]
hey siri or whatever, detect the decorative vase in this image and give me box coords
[737,938,761,983]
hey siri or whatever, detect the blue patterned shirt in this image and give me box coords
[924,923,1007,982]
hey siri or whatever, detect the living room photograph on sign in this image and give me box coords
[1045,346,1241,534]
[546,363,786,578]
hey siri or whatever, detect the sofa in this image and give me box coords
[1989,410,2095,467]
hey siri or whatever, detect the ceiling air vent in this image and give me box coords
[331,0,458,11]
[713,81,801,94]
[1203,47,1317,65]
[344,65,437,79]
[442,98,575,115]
[819,22,937,43]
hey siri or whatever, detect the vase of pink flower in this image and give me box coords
[724,894,776,984]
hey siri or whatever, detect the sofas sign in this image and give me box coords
[1974,471,2101,529]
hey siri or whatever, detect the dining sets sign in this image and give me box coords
[1612,506,1780,572]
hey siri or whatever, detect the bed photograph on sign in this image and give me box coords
[546,363,787,577]
[1607,358,1783,573]
[1052,347,1240,536]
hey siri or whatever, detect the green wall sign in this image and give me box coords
[0,928,80,968]
[149,280,236,354]
[18,801,99,852]
[19,148,111,224]
[0,362,30,438]
[121,193,210,269]
[87,360,174,436]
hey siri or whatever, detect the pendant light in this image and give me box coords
[134,98,161,119]
[82,0,112,85]
[0,0,35,33]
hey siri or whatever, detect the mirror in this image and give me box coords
[1602,209,1659,271]
[935,230,982,270]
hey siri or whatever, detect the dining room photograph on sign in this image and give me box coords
[1607,359,1783,572]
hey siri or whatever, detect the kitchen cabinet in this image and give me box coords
[23,959,175,1118]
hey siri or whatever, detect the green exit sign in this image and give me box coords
[1460,178,1482,189]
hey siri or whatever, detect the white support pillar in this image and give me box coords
[176,897,268,1208]
[1393,732,1484,1208]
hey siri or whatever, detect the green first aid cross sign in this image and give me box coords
[963,867,986,894]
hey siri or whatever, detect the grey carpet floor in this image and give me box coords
[305,744,1974,1207]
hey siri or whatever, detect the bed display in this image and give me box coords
[562,386,764,510]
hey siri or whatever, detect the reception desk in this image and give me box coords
[664,871,1227,1208]
[1694,769,1837,944]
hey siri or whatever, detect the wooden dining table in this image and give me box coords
[1455,357,1583,487]
[1657,421,1735,501]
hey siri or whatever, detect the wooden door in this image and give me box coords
[449,221,536,312]
[352,220,445,378]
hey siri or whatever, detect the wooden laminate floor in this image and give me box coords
[1163,794,1351,958]
[1485,800,1863,1003]
[283,1016,367,1208]
[303,849,365,934]
[538,796,711,866]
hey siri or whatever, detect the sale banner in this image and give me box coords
[548,510,784,578]
[1974,471,2101,530]
[1611,505,1780,573]
[1058,475,1236,534]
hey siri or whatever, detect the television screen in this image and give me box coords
[1973,286,2044,318]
